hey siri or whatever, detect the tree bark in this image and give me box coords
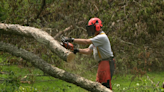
[0,23,75,62]
[0,41,112,92]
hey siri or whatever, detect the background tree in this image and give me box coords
[0,0,164,91]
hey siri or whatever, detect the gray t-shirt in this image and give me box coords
[89,31,113,61]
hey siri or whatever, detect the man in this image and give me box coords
[63,17,115,90]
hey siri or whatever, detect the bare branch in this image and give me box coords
[54,25,73,39]
[35,0,46,19]
[0,41,112,92]
[0,23,75,62]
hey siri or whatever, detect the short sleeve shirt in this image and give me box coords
[89,31,114,62]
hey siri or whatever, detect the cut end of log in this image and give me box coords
[67,52,75,62]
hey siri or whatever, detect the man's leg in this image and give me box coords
[96,60,112,90]
[110,59,115,79]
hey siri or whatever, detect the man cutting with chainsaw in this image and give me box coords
[62,17,115,90]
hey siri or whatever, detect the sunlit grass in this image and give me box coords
[112,72,164,92]
[1,63,164,92]
[0,54,164,92]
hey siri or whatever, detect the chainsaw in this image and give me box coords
[60,37,74,51]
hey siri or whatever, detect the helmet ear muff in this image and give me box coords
[95,20,101,31]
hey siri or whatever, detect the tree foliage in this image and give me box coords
[0,0,164,84]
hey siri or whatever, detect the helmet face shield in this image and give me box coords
[86,25,95,36]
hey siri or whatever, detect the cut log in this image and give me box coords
[0,41,112,92]
[0,23,75,62]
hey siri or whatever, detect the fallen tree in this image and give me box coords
[0,23,75,62]
[0,41,112,92]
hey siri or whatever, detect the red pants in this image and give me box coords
[96,60,115,90]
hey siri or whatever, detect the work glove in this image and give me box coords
[62,37,74,42]
[73,48,79,54]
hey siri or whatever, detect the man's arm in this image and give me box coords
[62,37,93,54]
[74,39,92,45]
[78,48,92,55]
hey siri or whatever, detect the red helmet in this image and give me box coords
[88,17,103,31]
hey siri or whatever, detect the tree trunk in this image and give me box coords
[0,41,112,92]
[0,23,75,62]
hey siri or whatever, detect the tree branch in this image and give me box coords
[0,23,75,62]
[0,41,112,92]
[54,25,73,39]
[35,0,46,19]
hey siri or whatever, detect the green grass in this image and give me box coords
[0,56,164,92]
[25,79,87,92]
[112,72,164,92]
[0,61,87,92]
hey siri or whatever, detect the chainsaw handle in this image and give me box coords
[61,37,74,43]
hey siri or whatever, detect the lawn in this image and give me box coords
[0,56,164,92]
[112,72,164,92]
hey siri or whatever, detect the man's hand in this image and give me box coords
[73,49,79,54]
[62,37,74,42]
